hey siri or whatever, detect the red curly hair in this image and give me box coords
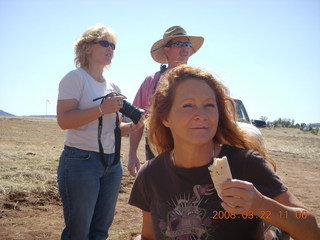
[146,65,275,170]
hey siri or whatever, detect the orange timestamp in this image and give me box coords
[212,210,308,220]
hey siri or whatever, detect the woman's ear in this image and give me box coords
[162,118,170,128]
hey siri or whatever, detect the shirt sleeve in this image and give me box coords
[133,72,161,110]
[133,76,151,110]
[243,150,288,198]
[58,70,84,101]
[128,163,152,212]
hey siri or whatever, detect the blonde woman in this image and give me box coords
[57,24,140,239]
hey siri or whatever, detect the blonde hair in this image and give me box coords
[74,23,117,68]
[146,65,276,170]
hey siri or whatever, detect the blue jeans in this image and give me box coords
[58,146,123,240]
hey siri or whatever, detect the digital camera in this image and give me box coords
[120,99,144,124]
[93,92,144,124]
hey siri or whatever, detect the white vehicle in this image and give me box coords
[234,99,262,138]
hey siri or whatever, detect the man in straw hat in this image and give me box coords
[128,26,204,177]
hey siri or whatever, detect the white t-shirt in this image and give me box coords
[58,68,121,153]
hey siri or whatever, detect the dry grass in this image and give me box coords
[0,117,319,239]
[0,117,63,206]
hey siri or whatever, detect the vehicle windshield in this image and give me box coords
[234,99,251,123]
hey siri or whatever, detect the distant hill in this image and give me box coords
[0,110,15,116]
[0,110,56,118]
[23,115,57,118]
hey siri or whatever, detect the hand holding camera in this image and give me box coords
[100,93,125,114]
[94,92,144,124]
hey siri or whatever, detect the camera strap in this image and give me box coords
[113,112,121,166]
[98,99,121,169]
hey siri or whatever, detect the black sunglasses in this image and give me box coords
[166,41,193,48]
[93,40,116,50]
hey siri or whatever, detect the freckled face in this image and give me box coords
[162,78,219,147]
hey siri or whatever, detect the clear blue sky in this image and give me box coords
[1,0,319,124]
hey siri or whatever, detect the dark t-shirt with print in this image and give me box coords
[129,145,288,240]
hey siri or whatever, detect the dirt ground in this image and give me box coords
[0,118,319,240]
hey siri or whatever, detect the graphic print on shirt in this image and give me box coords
[158,184,217,239]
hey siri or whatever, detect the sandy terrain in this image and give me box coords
[0,117,319,239]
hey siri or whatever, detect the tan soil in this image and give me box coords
[0,118,319,239]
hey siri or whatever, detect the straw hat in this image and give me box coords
[150,26,204,64]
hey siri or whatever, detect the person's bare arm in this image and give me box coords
[266,191,320,240]
[127,126,144,177]
[120,119,144,136]
[57,95,124,129]
[133,211,156,240]
[221,180,320,240]
[57,99,102,129]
